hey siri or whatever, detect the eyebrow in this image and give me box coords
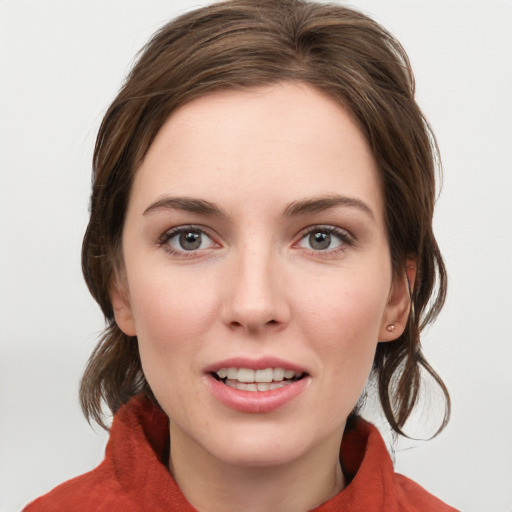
[143,193,374,220]
[143,197,227,217]
[284,194,374,219]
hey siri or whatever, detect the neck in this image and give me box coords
[168,425,346,512]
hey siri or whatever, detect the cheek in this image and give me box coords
[295,272,390,383]
[127,269,220,352]
[300,272,389,341]
[127,270,220,410]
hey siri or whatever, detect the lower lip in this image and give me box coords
[205,374,309,413]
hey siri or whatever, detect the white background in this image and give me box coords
[1,1,511,511]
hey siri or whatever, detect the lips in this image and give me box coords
[212,367,305,392]
[204,358,310,413]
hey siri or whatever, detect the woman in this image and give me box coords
[24,0,457,510]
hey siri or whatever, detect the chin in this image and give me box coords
[199,422,322,469]
[212,439,305,468]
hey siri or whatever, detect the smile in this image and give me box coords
[212,367,305,392]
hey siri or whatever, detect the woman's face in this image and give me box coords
[113,83,408,468]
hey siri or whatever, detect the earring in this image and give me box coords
[386,324,396,332]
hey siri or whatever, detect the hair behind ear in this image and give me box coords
[373,245,449,437]
[79,324,152,430]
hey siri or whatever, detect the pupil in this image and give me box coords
[180,231,201,250]
[310,232,330,250]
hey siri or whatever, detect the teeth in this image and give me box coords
[273,367,285,381]
[215,367,303,385]
[237,368,254,383]
[255,368,273,382]
[238,382,258,391]
[226,380,289,392]
[226,367,238,379]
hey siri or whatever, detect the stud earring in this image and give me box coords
[386,324,396,332]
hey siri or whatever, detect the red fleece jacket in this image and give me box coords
[24,396,458,511]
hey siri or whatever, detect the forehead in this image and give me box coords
[131,82,384,222]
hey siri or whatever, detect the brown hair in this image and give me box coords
[80,0,449,434]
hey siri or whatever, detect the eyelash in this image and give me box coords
[159,225,218,258]
[158,224,354,258]
[295,225,355,256]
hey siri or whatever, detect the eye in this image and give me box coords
[161,226,217,254]
[296,226,352,252]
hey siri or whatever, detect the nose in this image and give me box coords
[221,245,290,334]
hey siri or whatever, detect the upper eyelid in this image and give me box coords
[293,224,355,250]
[160,223,349,235]
[159,224,219,249]
[159,225,220,258]
[158,224,353,248]
[161,224,215,240]
[296,224,353,239]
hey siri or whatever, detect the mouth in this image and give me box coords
[211,367,307,392]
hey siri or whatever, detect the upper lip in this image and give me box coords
[203,356,309,374]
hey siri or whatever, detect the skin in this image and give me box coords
[111,82,411,512]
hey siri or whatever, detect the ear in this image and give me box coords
[110,277,137,336]
[379,257,416,342]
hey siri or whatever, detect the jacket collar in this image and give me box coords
[107,395,402,511]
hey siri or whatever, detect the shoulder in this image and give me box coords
[332,417,460,512]
[393,473,460,511]
[22,396,176,512]
[22,461,134,512]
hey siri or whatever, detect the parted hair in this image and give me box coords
[81,0,450,433]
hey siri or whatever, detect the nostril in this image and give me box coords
[228,318,280,333]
